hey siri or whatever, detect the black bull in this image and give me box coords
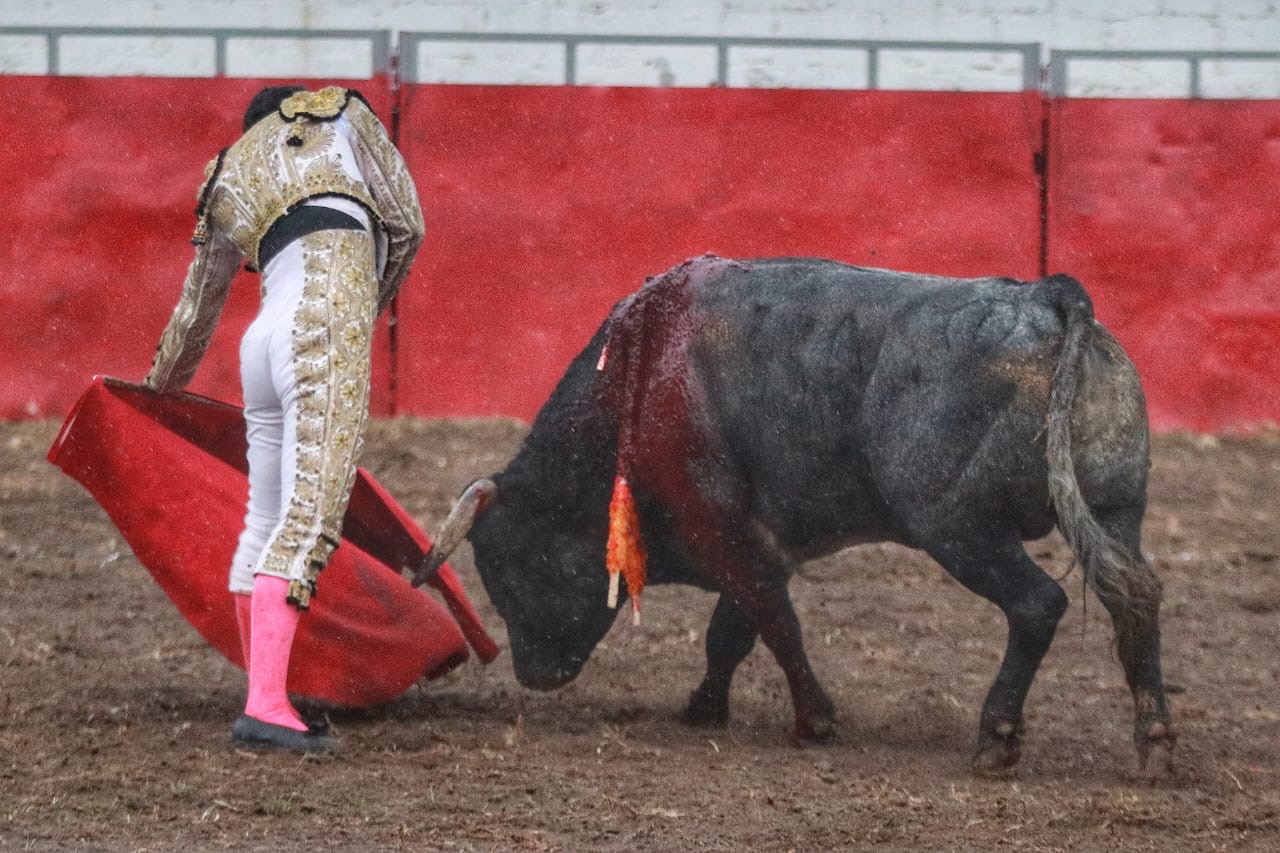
[421,255,1175,773]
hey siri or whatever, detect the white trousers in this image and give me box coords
[228,237,305,595]
[228,218,378,604]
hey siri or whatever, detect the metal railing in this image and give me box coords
[5,26,1279,98]
[0,26,393,77]
[1,25,1039,90]
[397,31,1042,89]
[1047,49,1280,98]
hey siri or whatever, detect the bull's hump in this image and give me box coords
[662,253,750,288]
[938,282,1066,354]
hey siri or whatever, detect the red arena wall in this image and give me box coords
[393,85,1044,420]
[0,76,396,418]
[1,75,1277,431]
[1048,98,1280,433]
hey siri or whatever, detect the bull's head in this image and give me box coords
[419,477,617,690]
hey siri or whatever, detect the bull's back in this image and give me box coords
[683,258,1084,553]
[681,260,913,549]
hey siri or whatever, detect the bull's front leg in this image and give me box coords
[731,575,836,742]
[676,516,834,740]
[659,460,833,741]
[684,593,757,727]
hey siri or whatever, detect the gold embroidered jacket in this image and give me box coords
[145,87,425,393]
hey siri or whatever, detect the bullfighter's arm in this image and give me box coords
[144,230,242,393]
[346,97,425,315]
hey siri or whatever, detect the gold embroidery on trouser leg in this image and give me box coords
[258,229,376,610]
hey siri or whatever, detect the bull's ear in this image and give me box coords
[413,478,497,587]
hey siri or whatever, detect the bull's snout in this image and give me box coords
[515,668,577,691]
[509,643,588,691]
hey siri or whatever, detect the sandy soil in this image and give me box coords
[2,417,1278,851]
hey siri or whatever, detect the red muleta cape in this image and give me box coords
[47,377,499,708]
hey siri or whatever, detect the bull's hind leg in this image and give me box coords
[684,593,757,727]
[926,535,1068,774]
[1093,508,1175,771]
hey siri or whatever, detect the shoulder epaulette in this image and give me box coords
[278,86,351,123]
[278,86,353,146]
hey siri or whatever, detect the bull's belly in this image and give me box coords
[759,461,1062,563]
[758,486,906,558]
[782,527,908,563]
[777,503,1057,565]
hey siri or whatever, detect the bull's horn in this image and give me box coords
[413,478,497,587]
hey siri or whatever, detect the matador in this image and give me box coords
[145,85,425,753]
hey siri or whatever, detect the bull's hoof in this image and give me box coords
[793,688,839,743]
[794,713,838,744]
[971,720,1023,775]
[971,741,1021,775]
[1135,719,1177,775]
[682,690,729,728]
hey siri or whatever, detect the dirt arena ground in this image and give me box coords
[2,417,1278,851]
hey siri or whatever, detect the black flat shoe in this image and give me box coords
[230,714,339,754]
[300,712,331,736]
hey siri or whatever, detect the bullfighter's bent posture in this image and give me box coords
[145,85,425,753]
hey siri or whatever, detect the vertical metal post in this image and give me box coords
[214,33,227,77]
[46,31,58,75]
[399,34,416,84]
[1021,43,1041,91]
[372,29,392,77]
[1046,50,1066,97]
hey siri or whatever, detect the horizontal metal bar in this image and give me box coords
[1050,48,1280,61]
[0,25,389,40]
[401,31,1038,52]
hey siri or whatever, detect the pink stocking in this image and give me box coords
[244,574,307,731]
[233,593,252,666]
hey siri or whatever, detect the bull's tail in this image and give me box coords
[1043,275,1158,620]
